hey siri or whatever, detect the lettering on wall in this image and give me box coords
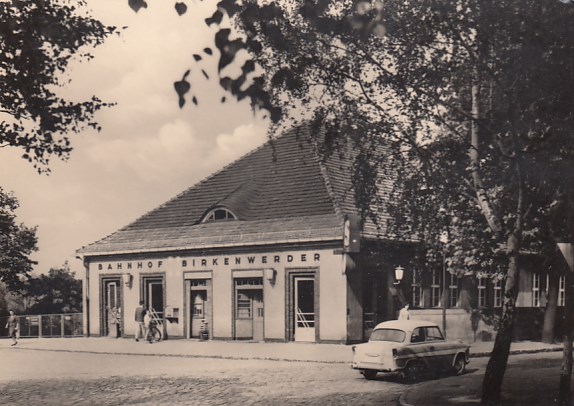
[96,253,321,271]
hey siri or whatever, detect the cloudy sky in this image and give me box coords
[0,0,268,275]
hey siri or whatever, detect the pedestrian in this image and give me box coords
[398,304,410,320]
[144,311,152,343]
[116,307,122,337]
[110,306,121,338]
[134,301,146,342]
[5,310,19,346]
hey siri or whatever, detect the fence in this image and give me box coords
[0,313,83,338]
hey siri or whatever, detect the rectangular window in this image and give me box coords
[559,275,566,307]
[478,277,487,308]
[191,280,207,287]
[494,279,503,308]
[193,302,204,316]
[236,292,252,318]
[431,270,441,308]
[532,273,541,307]
[192,291,206,317]
[424,326,444,341]
[448,272,458,308]
[236,278,263,287]
[411,270,422,308]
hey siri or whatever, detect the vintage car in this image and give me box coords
[351,319,470,381]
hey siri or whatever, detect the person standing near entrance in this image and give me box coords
[134,301,146,342]
[398,304,410,320]
[5,310,19,346]
[143,311,152,343]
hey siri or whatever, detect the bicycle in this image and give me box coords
[145,308,164,343]
[146,320,162,343]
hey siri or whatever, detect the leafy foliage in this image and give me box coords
[157,1,574,402]
[174,69,191,108]
[0,0,116,172]
[175,0,574,278]
[23,263,82,314]
[175,2,187,16]
[129,0,148,13]
[0,188,37,291]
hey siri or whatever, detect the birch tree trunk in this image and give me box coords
[481,233,521,405]
[558,189,574,405]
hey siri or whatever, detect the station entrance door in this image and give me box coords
[234,278,264,341]
[294,277,315,342]
[102,278,122,337]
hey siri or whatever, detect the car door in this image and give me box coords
[409,327,432,365]
[424,326,452,369]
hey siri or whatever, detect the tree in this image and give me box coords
[0,188,38,291]
[0,0,116,172]
[126,0,574,402]
[0,0,114,305]
[153,1,574,403]
[23,262,82,314]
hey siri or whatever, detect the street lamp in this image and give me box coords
[440,231,449,337]
[394,266,405,285]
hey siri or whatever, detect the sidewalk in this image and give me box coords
[1,337,563,363]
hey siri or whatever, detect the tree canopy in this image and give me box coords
[23,263,82,314]
[172,0,574,271]
[0,0,116,172]
[157,0,574,403]
[0,188,37,291]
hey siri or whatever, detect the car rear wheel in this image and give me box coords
[362,370,378,380]
[404,360,427,383]
[453,354,466,376]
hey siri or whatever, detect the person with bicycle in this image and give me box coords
[143,311,153,343]
[143,310,162,343]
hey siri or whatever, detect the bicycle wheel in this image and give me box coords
[149,326,162,343]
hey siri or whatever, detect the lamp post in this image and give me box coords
[393,266,405,320]
[394,266,404,285]
[440,232,449,338]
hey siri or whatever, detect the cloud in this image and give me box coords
[85,120,268,186]
[85,119,204,182]
[0,0,271,273]
[213,123,268,163]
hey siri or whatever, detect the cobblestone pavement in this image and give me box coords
[0,348,405,405]
[403,352,573,405]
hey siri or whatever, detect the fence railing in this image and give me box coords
[1,313,83,338]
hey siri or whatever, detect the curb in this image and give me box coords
[8,343,563,362]
[470,346,563,358]
[10,346,347,364]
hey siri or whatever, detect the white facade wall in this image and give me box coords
[85,246,347,342]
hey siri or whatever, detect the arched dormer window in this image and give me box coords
[202,208,238,223]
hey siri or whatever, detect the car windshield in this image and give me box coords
[369,328,406,343]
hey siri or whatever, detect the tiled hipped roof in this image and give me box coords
[78,125,393,257]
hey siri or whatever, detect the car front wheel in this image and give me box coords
[362,370,378,380]
[453,354,466,376]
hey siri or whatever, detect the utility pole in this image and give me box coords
[440,231,449,338]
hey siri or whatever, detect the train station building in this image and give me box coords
[77,125,566,343]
